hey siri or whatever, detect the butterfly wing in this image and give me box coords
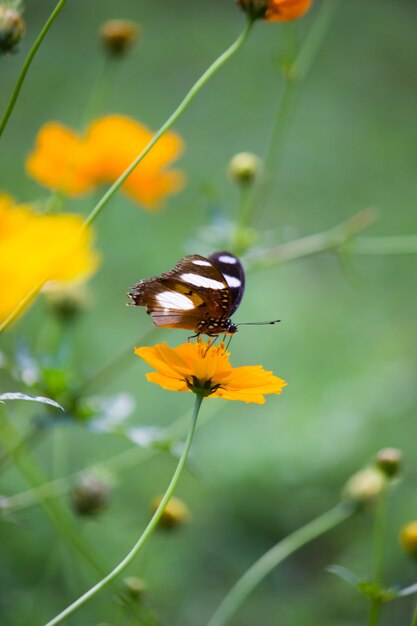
[128,255,233,331]
[209,251,245,315]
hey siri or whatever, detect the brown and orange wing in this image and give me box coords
[128,255,233,331]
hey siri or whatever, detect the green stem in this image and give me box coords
[241,0,339,230]
[249,208,377,268]
[368,600,382,626]
[372,487,387,586]
[83,19,253,227]
[207,502,354,626]
[411,604,417,626]
[0,0,69,137]
[0,19,252,336]
[44,394,203,626]
[0,423,43,471]
[0,282,43,334]
[0,408,106,577]
[75,327,158,395]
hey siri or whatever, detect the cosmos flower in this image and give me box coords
[26,114,185,210]
[0,194,99,326]
[135,340,286,404]
[237,0,312,22]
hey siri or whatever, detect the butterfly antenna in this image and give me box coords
[237,319,281,327]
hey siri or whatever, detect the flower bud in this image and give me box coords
[228,152,262,186]
[70,474,109,517]
[400,522,417,558]
[100,19,140,57]
[43,282,91,323]
[123,576,147,600]
[0,5,25,54]
[376,448,402,478]
[343,467,386,504]
[151,495,191,529]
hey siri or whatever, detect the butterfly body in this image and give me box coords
[128,251,245,337]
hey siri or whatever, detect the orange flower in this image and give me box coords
[237,0,312,22]
[0,194,99,326]
[26,114,185,210]
[135,341,286,404]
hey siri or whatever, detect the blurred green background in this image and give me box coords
[1,0,417,624]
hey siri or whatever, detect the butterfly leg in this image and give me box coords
[225,334,234,351]
[203,334,220,356]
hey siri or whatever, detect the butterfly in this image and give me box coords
[128,251,245,336]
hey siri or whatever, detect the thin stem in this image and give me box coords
[0,282,43,334]
[207,502,354,626]
[368,600,382,626]
[242,0,339,229]
[75,327,158,395]
[0,423,43,471]
[0,19,252,337]
[0,408,106,577]
[5,397,221,515]
[411,604,417,626]
[372,487,387,585]
[83,19,253,227]
[248,208,378,268]
[0,0,69,137]
[44,394,203,626]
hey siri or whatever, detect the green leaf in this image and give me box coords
[0,392,64,411]
[328,565,398,602]
[327,565,360,588]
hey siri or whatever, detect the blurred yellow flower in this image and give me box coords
[237,0,312,22]
[0,194,99,326]
[135,340,286,404]
[26,114,185,210]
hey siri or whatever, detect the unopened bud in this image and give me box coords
[123,576,147,600]
[400,522,417,558]
[376,448,402,478]
[43,282,91,322]
[0,5,25,54]
[100,19,140,57]
[228,152,262,185]
[236,0,268,20]
[151,495,191,529]
[343,467,386,504]
[70,474,109,517]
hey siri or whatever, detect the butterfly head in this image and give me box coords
[196,316,238,336]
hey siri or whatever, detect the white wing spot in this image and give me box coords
[223,275,241,288]
[218,255,237,264]
[181,273,224,289]
[192,259,211,266]
[156,291,195,310]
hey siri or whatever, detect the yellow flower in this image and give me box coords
[135,340,287,404]
[26,114,185,210]
[237,0,312,22]
[0,194,99,326]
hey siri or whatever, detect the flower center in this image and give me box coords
[185,375,221,398]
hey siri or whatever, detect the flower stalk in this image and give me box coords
[83,17,254,227]
[207,502,354,626]
[44,394,203,626]
[0,0,68,137]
